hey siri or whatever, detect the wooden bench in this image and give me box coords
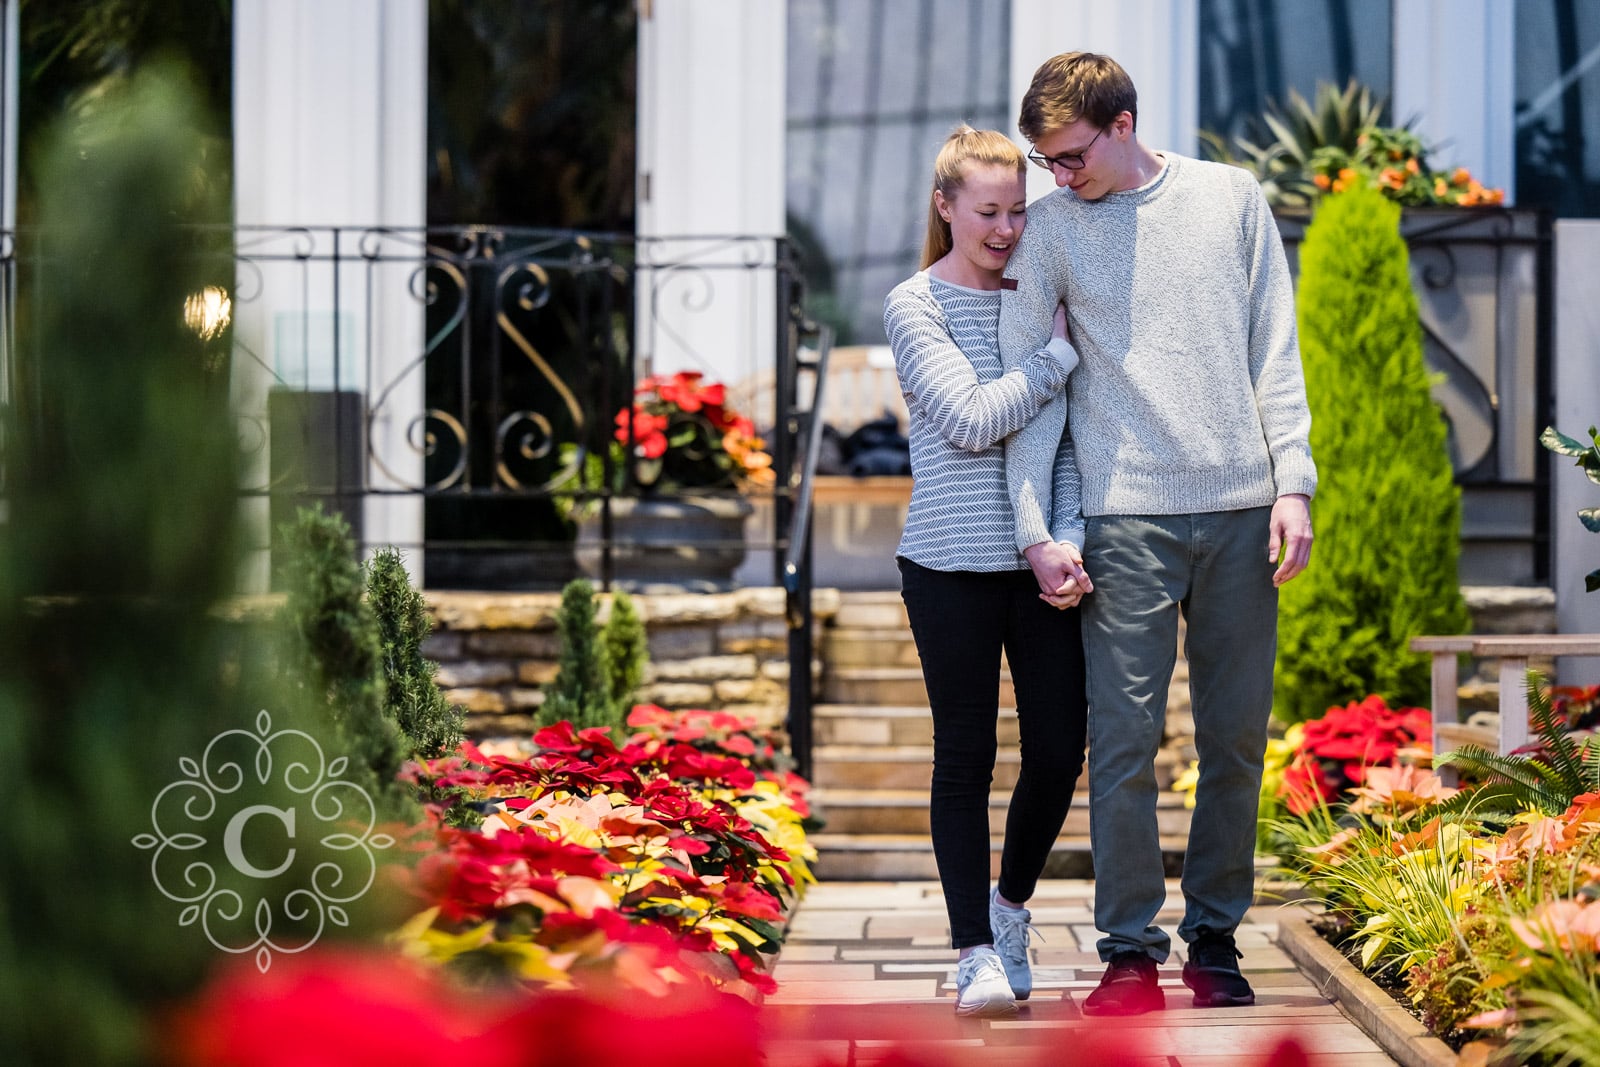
[1410,634,1600,758]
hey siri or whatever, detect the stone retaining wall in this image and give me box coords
[423,588,840,738]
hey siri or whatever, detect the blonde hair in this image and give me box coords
[1018,52,1138,143]
[920,125,1027,270]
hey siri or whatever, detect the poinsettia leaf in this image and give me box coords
[1587,568,1600,593]
[1580,508,1600,533]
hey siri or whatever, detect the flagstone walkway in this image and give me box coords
[762,880,1398,1066]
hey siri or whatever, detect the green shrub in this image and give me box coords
[541,579,649,732]
[367,547,465,758]
[276,506,410,813]
[0,64,344,1067]
[602,588,647,715]
[1275,183,1469,723]
[541,578,615,730]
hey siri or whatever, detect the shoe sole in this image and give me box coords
[1081,990,1165,1017]
[956,995,1019,1018]
[1182,969,1255,1007]
[1190,991,1255,1007]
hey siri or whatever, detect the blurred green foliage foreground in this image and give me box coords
[0,64,395,1067]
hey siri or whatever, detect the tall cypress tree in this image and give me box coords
[367,546,465,758]
[1275,183,1469,723]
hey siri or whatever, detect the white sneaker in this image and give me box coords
[955,946,1018,1017]
[989,888,1040,1001]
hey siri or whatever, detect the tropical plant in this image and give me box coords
[1274,182,1470,722]
[1433,672,1600,818]
[366,547,466,760]
[1202,80,1385,207]
[1202,79,1505,209]
[1542,424,1600,592]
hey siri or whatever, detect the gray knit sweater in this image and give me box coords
[884,272,1081,571]
[1001,153,1318,551]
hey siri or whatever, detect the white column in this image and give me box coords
[233,0,427,587]
[1392,0,1516,204]
[1553,221,1600,684]
[1010,0,1199,203]
[635,0,784,404]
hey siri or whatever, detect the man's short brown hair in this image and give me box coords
[1018,52,1138,142]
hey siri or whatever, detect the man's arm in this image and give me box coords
[1241,177,1317,500]
[1241,177,1317,583]
[884,286,1077,452]
[1000,219,1072,553]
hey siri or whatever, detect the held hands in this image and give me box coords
[1022,540,1093,610]
[1269,493,1313,586]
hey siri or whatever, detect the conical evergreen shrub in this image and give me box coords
[1275,182,1469,723]
[276,505,412,814]
[366,546,465,758]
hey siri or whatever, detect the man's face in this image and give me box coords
[1031,117,1123,202]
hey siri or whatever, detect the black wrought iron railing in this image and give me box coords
[0,224,830,771]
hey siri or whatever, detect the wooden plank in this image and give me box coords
[1499,655,1531,752]
[1467,635,1600,656]
[1408,635,1476,654]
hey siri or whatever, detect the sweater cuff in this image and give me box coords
[1273,454,1319,500]
[1048,523,1085,552]
[1012,492,1054,552]
[1043,337,1079,375]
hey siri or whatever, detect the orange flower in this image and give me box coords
[1451,167,1471,185]
[1312,173,1332,191]
[1337,167,1358,183]
[1405,157,1421,175]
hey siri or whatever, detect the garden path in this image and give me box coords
[762,879,1398,1066]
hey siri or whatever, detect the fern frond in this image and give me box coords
[1434,744,1572,815]
[1528,671,1592,796]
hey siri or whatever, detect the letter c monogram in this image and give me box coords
[223,804,297,879]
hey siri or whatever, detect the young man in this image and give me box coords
[998,52,1317,1017]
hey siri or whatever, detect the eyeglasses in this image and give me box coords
[1028,126,1107,172]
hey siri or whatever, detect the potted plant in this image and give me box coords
[565,370,775,590]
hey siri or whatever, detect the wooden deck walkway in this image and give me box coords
[762,879,1399,1066]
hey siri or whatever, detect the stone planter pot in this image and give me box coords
[575,493,754,592]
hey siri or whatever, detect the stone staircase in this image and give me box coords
[809,591,1192,880]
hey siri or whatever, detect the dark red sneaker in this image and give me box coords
[1081,950,1165,1016]
[1182,927,1255,1007]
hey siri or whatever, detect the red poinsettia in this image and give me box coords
[612,371,774,491]
[1284,694,1432,808]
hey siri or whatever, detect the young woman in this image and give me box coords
[882,126,1090,1018]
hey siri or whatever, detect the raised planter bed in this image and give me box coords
[1277,910,1459,1067]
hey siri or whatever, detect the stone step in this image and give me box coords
[820,628,921,668]
[810,744,1021,790]
[822,667,1015,707]
[808,831,1189,881]
[831,592,910,630]
[811,787,1193,837]
[813,704,1019,747]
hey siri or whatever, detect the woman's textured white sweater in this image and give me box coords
[1000,153,1318,551]
[884,272,1080,571]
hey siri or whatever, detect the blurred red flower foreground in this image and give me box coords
[168,947,1320,1067]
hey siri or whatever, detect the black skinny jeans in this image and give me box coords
[898,557,1089,949]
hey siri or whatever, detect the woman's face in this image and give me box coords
[937,162,1027,278]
